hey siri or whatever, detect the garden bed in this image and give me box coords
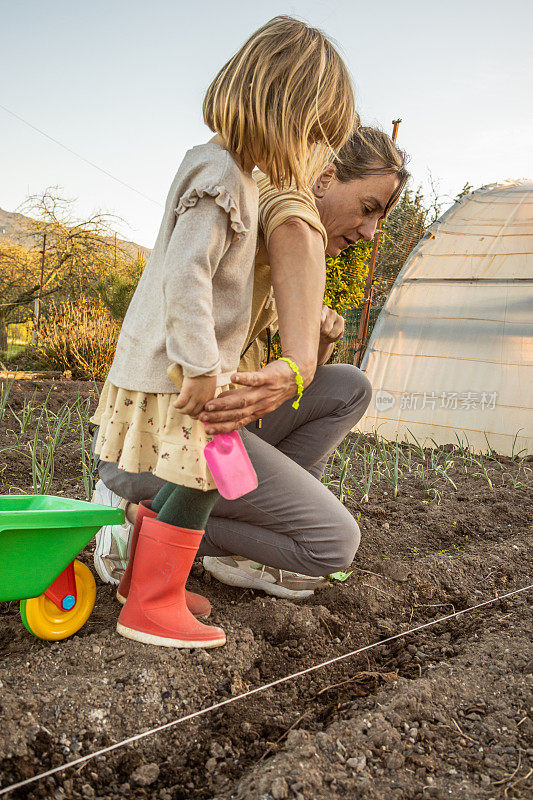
[0,379,532,799]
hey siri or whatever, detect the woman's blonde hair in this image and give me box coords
[204,16,356,190]
[334,127,410,216]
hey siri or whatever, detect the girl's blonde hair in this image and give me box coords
[204,16,356,190]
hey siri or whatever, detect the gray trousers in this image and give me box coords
[93,364,372,576]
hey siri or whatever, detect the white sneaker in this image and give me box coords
[202,556,327,600]
[92,480,132,585]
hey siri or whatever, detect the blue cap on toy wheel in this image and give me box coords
[62,594,76,610]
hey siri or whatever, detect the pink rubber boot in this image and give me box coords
[117,517,226,648]
[116,502,211,619]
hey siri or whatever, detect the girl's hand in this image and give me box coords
[173,375,217,419]
[198,359,299,434]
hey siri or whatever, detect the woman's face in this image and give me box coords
[312,166,401,258]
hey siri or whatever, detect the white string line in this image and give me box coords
[0,103,163,208]
[1,583,531,797]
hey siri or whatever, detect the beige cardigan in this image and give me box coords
[107,142,258,393]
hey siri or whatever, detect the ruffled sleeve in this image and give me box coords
[176,185,248,241]
[163,193,236,380]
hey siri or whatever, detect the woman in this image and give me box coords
[93,127,409,599]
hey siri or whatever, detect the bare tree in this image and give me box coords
[0,188,136,349]
[0,243,40,350]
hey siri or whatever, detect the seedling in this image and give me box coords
[9,391,39,439]
[0,377,15,423]
[328,570,353,582]
[77,407,95,501]
[381,440,402,497]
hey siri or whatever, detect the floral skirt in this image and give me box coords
[90,380,231,491]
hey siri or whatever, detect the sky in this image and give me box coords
[1,0,532,247]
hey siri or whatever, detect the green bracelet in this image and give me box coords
[279,357,304,410]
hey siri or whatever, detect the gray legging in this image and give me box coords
[93,363,372,576]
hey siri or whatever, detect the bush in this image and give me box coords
[324,240,370,317]
[37,300,119,380]
[96,253,146,321]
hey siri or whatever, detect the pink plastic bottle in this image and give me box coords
[166,364,257,500]
[204,431,258,500]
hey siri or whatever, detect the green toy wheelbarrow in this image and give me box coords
[0,495,124,640]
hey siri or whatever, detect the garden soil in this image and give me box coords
[0,380,532,800]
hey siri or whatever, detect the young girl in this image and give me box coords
[90,16,355,649]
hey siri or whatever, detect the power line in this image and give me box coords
[0,103,163,208]
[0,583,530,796]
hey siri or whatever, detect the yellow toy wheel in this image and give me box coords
[20,560,96,641]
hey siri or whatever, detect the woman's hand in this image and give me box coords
[198,359,299,434]
[173,375,217,419]
[317,305,345,365]
[320,305,344,344]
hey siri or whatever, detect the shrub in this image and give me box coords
[37,300,119,380]
[324,241,370,317]
[96,253,146,321]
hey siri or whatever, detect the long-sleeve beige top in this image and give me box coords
[107,142,258,393]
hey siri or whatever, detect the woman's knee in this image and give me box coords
[341,363,372,407]
[322,363,372,414]
[302,503,361,576]
[328,509,360,572]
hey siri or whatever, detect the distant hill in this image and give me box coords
[0,207,151,259]
[0,208,29,242]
